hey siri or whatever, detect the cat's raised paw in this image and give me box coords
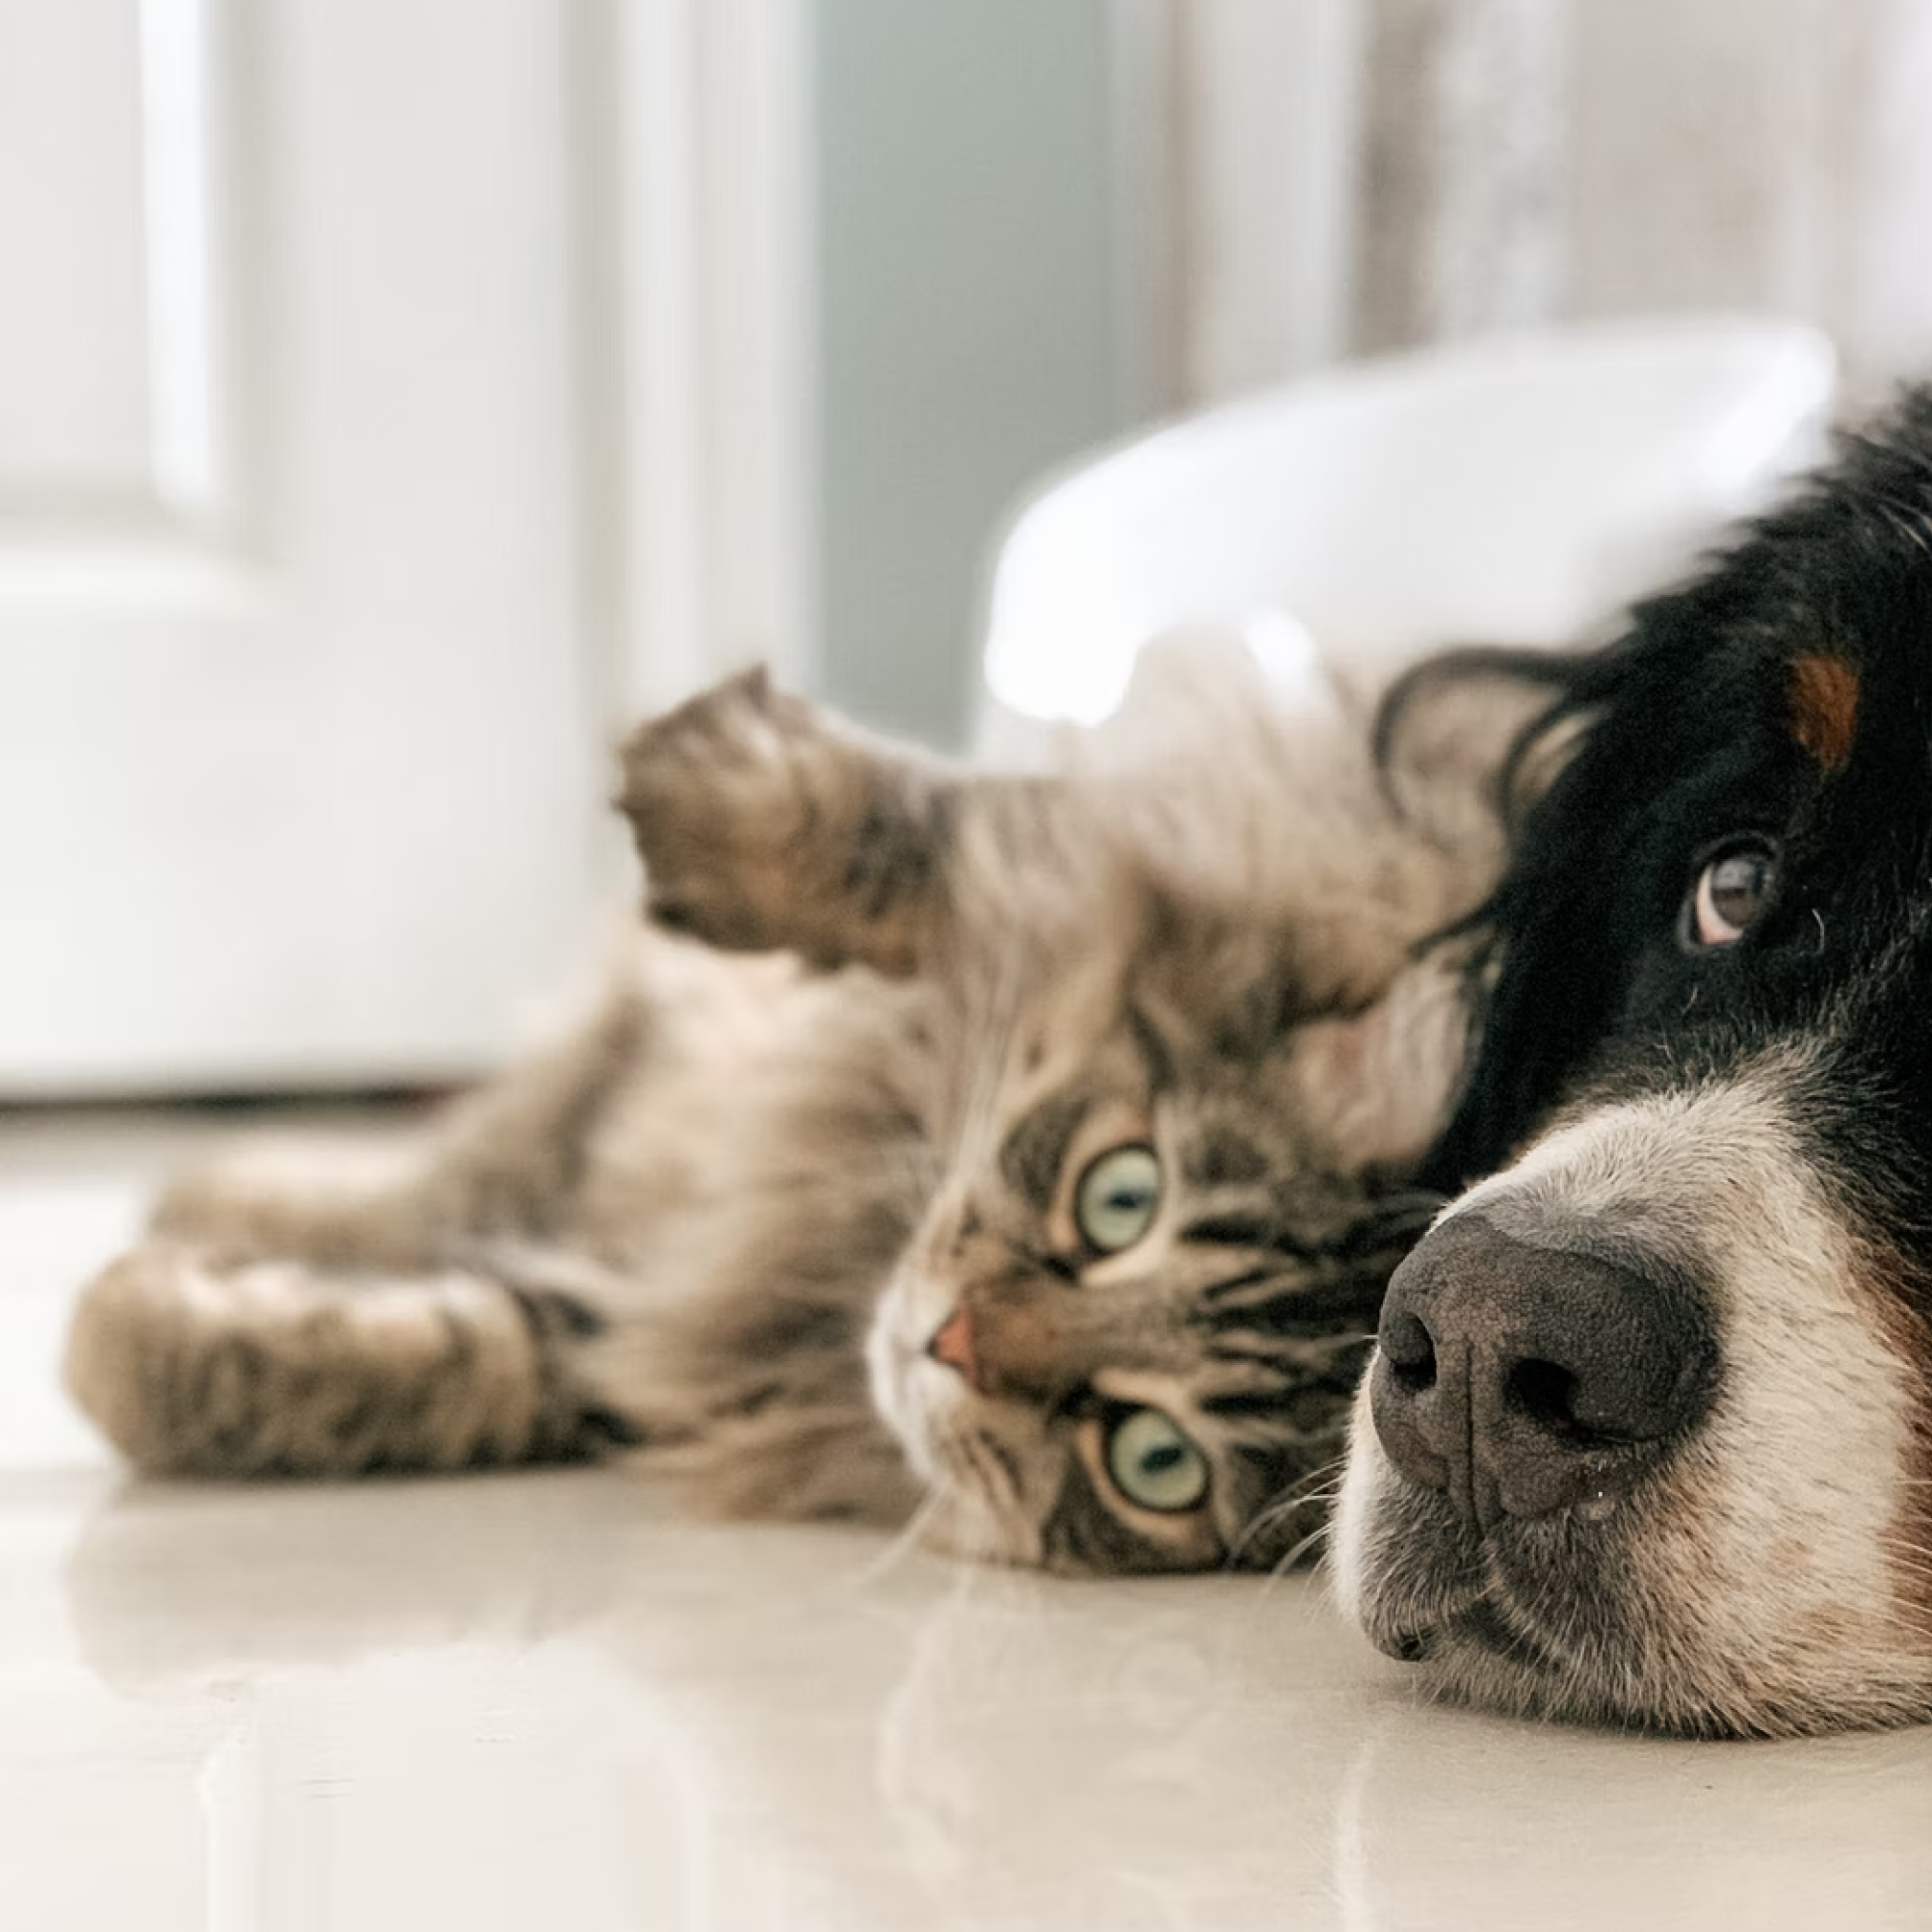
[617,669,947,975]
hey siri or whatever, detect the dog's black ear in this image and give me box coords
[1399,637,1659,1190]
[1422,873,1617,1191]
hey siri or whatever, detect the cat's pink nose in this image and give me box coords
[927,1307,978,1387]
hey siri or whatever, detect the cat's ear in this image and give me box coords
[1374,648,1581,863]
[1283,956,1472,1173]
[1131,872,1431,1061]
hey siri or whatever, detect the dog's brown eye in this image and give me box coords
[1687,843,1777,947]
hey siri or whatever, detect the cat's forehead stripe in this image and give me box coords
[998,1090,1093,1211]
[1181,1129,1268,1189]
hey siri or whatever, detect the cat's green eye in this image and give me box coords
[1074,1144,1161,1254]
[1104,1407,1209,1514]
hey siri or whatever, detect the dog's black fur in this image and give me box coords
[1425,395,1932,1198]
[1339,389,1932,1736]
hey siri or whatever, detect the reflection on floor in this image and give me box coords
[3,1108,1930,1932]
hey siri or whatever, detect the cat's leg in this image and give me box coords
[145,992,644,1271]
[619,667,1041,977]
[65,995,648,1478]
[64,1241,632,1476]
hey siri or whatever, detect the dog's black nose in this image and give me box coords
[1370,1214,1714,1527]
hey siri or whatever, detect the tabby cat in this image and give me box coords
[67,653,1500,1572]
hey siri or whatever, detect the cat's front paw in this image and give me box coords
[617,668,947,974]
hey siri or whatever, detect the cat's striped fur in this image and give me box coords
[67,654,1514,1571]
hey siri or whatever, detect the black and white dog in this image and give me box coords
[1337,391,1932,1738]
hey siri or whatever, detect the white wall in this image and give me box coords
[807,0,1142,748]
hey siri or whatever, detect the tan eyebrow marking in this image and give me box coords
[1789,652,1860,773]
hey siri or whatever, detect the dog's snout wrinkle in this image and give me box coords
[1370,1214,1714,1529]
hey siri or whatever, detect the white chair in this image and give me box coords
[973,317,1836,762]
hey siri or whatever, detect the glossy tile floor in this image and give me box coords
[4,1109,1930,1932]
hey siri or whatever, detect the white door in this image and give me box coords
[0,1,632,1096]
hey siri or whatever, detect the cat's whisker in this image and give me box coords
[958,928,1036,1136]
[1264,1519,1334,1589]
[843,1489,950,1593]
[953,989,1024,1173]
[1226,1453,1350,1584]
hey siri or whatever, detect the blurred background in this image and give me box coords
[4,0,1930,1097]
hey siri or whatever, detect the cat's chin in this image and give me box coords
[863,1274,956,1484]
[864,1278,1049,1569]
[915,1500,1038,1569]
